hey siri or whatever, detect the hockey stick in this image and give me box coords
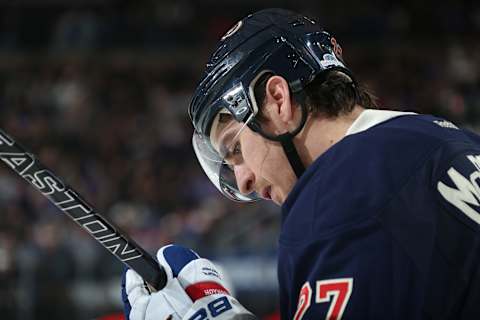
[0,129,167,290]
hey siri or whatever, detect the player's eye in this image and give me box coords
[232,141,241,155]
[224,141,242,168]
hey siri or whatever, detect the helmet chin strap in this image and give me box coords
[248,100,309,179]
[276,132,306,178]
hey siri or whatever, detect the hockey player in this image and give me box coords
[122,8,480,319]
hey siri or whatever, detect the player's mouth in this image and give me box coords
[260,186,272,200]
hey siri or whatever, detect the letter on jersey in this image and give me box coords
[437,154,480,225]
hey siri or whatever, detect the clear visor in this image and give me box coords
[192,112,260,202]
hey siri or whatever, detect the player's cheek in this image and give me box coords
[254,142,274,177]
[265,150,287,186]
[242,135,265,168]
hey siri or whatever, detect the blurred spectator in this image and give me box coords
[16,220,76,319]
[51,10,101,51]
[0,230,18,318]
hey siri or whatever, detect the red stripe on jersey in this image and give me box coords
[185,281,230,301]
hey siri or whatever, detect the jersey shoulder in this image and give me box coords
[280,114,480,245]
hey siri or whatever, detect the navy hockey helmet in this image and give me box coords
[189,8,354,202]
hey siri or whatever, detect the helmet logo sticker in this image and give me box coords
[234,106,248,116]
[319,53,345,68]
[221,21,243,41]
[330,37,343,59]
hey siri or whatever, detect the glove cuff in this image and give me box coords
[185,281,230,301]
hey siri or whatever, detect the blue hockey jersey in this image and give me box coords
[278,110,480,320]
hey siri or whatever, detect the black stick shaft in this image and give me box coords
[0,129,167,290]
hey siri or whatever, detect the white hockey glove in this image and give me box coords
[121,244,256,320]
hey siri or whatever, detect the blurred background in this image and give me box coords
[0,0,478,319]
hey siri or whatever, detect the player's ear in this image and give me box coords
[262,75,294,134]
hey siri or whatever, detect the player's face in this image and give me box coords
[213,118,297,205]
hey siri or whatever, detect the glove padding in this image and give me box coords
[122,268,192,320]
[122,244,256,320]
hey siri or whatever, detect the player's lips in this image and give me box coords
[260,186,272,200]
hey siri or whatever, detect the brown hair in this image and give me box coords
[253,71,377,119]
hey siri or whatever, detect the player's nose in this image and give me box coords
[234,163,255,195]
